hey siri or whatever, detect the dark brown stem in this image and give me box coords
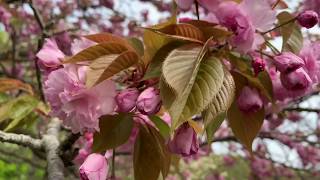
[194,0,200,20]
[28,0,46,101]
[262,17,297,35]
[111,149,116,179]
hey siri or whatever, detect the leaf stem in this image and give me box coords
[262,17,296,35]
[194,0,200,20]
[272,0,281,9]
[111,149,116,179]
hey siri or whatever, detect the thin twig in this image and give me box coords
[272,0,281,9]
[194,0,200,20]
[28,0,46,101]
[262,18,296,35]
[111,149,116,179]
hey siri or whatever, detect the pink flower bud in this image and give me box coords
[79,153,108,180]
[168,123,199,156]
[136,87,162,115]
[116,88,139,112]
[175,0,194,10]
[237,86,263,113]
[280,68,312,91]
[252,57,265,76]
[273,52,305,73]
[99,0,114,9]
[297,10,319,29]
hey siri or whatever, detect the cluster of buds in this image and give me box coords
[116,87,162,115]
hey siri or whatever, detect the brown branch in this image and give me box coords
[28,0,46,101]
[284,107,320,113]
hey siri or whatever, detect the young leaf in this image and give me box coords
[227,101,265,153]
[202,70,235,126]
[64,42,128,63]
[86,51,139,87]
[149,115,170,138]
[0,95,39,131]
[277,11,303,54]
[143,41,185,80]
[162,42,225,128]
[143,17,176,64]
[162,45,203,95]
[84,32,133,49]
[227,72,265,152]
[0,78,33,95]
[145,23,205,44]
[127,37,144,56]
[133,125,171,180]
[92,113,133,152]
[205,112,226,144]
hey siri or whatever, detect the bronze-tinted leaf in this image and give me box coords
[0,78,33,95]
[133,125,171,180]
[227,101,265,153]
[145,23,205,44]
[64,42,128,63]
[86,51,139,87]
[92,113,133,152]
[84,33,132,48]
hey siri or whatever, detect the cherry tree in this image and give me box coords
[0,0,319,179]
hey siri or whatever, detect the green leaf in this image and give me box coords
[64,42,129,63]
[127,37,144,56]
[0,95,39,132]
[161,41,225,128]
[0,30,10,52]
[202,70,235,127]
[143,41,185,80]
[92,113,133,152]
[205,112,226,144]
[133,126,171,180]
[277,11,303,54]
[149,115,170,138]
[86,51,139,87]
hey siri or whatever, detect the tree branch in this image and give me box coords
[0,130,42,150]
[42,118,64,180]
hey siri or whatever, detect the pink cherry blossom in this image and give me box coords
[175,0,194,11]
[36,38,65,71]
[280,67,312,91]
[273,52,305,73]
[79,153,108,180]
[116,88,139,112]
[299,41,320,83]
[168,123,199,157]
[0,6,12,30]
[44,65,116,133]
[237,86,263,113]
[71,38,97,55]
[212,0,276,53]
[136,87,162,115]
